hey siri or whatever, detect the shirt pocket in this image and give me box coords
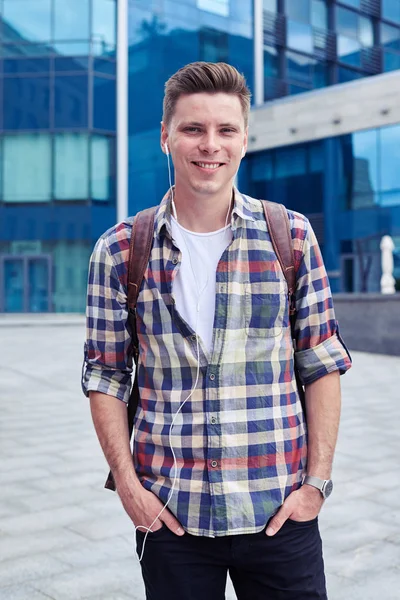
[245,279,287,338]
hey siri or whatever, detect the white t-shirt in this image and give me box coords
[171,217,233,355]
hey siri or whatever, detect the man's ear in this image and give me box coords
[160,121,168,154]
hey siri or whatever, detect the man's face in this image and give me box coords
[161,92,248,198]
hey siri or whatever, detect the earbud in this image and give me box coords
[164,143,169,156]
[241,147,246,158]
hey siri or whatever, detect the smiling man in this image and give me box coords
[83,62,352,600]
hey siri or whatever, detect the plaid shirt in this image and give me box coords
[82,188,351,537]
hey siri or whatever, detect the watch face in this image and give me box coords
[323,480,333,499]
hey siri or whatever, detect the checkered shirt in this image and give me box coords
[82,188,352,537]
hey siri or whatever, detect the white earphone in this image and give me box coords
[164,142,169,156]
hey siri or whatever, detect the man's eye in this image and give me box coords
[185,127,201,133]
[221,128,235,134]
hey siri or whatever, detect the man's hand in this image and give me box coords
[117,479,185,536]
[266,485,324,536]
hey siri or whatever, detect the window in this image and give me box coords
[91,136,111,200]
[286,51,314,85]
[93,76,116,131]
[352,129,379,208]
[382,0,400,25]
[3,0,51,42]
[54,75,89,128]
[381,24,400,51]
[92,0,117,56]
[339,0,360,8]
[311,0,328,30]
[199,28,229,62]
[53,0,90,43]
[380,125,400,206]
[54,134,89,200]
[4,76,50,130]
[287,20,313,54]
[359,16,374,48]
[3,134,51,202]
[276,147,307,177]
[264,45,279,77]
[286,0,310,23]
[197,0,229,18]
[263,0,277,13]
[337,36,361,67]
[338,66,362,82]
[383,51,400,71]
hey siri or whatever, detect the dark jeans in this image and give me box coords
[135,517,327,600]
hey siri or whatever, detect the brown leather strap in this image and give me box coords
[127,207,157,311]
[104,206,156,492]
[261,200,296,315]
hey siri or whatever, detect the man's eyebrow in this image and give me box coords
[180,121,240,128]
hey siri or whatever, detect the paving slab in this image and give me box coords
[0,323,399,599]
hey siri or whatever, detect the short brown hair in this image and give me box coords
[163,62,251,127]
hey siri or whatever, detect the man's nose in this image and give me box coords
[199,134,221,154]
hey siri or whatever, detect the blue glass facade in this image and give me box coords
[0,0,117,312]
[240,124,400,292]
[127,0,254,214]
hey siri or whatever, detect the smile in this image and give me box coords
[192,162,224,170]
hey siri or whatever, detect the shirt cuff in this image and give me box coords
[82,365,132,404]
[295,332,352,386]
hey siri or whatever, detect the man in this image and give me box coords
[82,62,352,600]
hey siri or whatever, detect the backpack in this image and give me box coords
[105,200,302,491]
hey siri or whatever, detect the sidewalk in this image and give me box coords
[0,323,399,599]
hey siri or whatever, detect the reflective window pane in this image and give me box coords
[4,259,24,312]
[3,0,51,42]
[382,0,400,25]
[93,76,116,131]
[337,36,361,67]
[287,51,314,84]
[380,125,400,198]
[91,135,111,200]
[199,27,229,62]
[263,0,277,13]
[4,57,50,75]
[352,129,379,196]
[340,0,360,8]
[287,20,313,54]
[92,0,117,57]
[338,66,362,83]
[381,24,400,51]
[276,147,307,177]
[359,16,374,47]
[336,7,358,39]
[314,61,328,88]
[383,50,400,71]
[3,134,51,202]
[4,76,50,129]
[311,0,327,30]
[286,0,310,23]
[54,75,88,128]
[52,41,90,56]
[54,0,90,42]
[28,258,50,312]
[264,45,278,77]
[54,134,89,200]
[197,0,230,18]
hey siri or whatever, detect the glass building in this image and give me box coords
[0,0,117,312]
[1,0,399,312]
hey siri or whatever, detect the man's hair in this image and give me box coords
[163,62,251,128]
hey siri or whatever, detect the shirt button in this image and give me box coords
[209,373,215,381]
[191,334,197,342]
[211,416,217,424]
[172,257,178,265]
[211,460,218,468]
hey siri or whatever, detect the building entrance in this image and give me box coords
[0,255,52,313]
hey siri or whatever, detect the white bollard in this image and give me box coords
[380,235,396,294]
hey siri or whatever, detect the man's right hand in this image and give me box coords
[117,480,185,536]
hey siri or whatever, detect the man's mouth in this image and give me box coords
[191,161,225,170]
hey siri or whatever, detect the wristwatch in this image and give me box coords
[302,475,333,499]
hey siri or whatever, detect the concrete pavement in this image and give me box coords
[0,320,399,599]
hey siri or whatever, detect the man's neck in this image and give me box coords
[171,184,234,233]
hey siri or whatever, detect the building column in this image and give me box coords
[323,137,341,293]
[117,0,128,222]
[254,0,264,107]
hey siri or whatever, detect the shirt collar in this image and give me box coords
[154,186,255,238]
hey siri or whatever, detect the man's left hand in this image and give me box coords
[266,485,324,536]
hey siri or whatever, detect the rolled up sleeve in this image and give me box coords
[81,236,134,403]
[293,218,352,385]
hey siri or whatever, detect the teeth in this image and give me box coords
[195,162,220,169]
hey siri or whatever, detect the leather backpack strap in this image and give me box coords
[261,199,306,414]
[261,200,296,316]
[104,206,156,491]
